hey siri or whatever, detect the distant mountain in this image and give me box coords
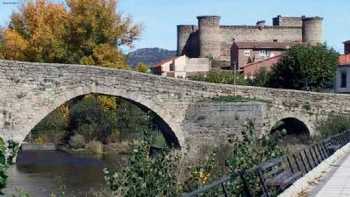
[127,48,176,67]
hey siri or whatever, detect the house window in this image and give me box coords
[169,63,175,71]
[243,50,251,57]
[258,50,269,57]
[341,71,347,88]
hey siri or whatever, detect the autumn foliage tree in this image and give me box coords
[0,0,140,68]
[0,0,143,145]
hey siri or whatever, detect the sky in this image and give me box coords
[1,0,350,53]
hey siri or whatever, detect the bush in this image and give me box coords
[68,134,86,149]
[0,138,7,194]
[104,131,181,196]
[70,95,117,143]
[30,106,68,144]
[190,70,248,85]
[248,68,272,87]
[225,121,285,196]
[316,114,350,138]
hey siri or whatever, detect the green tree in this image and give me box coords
[136,63,150,73]
[248,68,272,87]
[268,44,339,90]
[70,95,118,144]
[316,114,350,138]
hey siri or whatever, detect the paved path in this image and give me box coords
[313,154,350,197]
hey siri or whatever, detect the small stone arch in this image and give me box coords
[270,117,311,146]
[14,86,183,149]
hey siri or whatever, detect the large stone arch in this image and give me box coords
[5,85,184,149]
[270,117,311,136]
[268,110,315,136]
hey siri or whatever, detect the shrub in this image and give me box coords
[316,114,350,138]
[190,70,248,85]
[225,121,285,196]
[70,95,117,143]
[248,68,272,87]
[0,138,7,194]
[68,134,86,149]
[104,131,181,196]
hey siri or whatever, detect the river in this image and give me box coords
[3,150,127,196]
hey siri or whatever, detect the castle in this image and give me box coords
[177,15,323,70]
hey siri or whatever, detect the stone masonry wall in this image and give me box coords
[0,60,349,162]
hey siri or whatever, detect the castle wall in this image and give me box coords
[219,26,302,61]
[177,25,198,57]
[273,16,302,27]
[302,17,323,45]
[198,16,222,59]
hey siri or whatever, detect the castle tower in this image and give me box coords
[302,17,323,45]
[197,16,221,59]
[177,25,198,56]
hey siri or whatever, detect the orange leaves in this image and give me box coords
[2,29,28,60]
[0,0,140,66]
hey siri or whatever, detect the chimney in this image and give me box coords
[344,40,350,55]
[256,20,266,29]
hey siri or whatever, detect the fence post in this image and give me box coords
[299,152,308,173]
[256,168,269,197]
[304,150,313,170]
[292,154,301,173]
[239,171,252,197]
[221,182,228,197]
[286,156,294,173]
[316,144,325,161]
[312,146,321,164]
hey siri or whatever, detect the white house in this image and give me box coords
[154,55,210,78]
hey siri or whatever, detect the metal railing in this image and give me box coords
[182,130,350,197]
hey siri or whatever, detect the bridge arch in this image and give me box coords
[271,117,310,136]
[13,86,183,149]
[270,117,311,145]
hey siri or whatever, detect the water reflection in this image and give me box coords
[4,150,127,197]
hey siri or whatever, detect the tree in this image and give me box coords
[1,0,142,146]
[6,0,69,62]
[66,0,140,68]
[1,0,141,68]
[268,44,339,90]
[136,63,150,73]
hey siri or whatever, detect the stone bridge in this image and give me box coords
[0,60,349,161]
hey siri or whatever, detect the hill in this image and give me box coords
[127,48,176,67]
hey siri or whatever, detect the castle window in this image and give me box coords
[170,63,175,71]
[341,71,347,88]
[258,50,270,57]
[273,39,278,42]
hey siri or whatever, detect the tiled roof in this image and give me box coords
[233,41,300,49]
[339,54,350,65]
[243,55,282,68]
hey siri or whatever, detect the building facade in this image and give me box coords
[336,41,350,93]
[154,55,210,78]
[177,15,323,68]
